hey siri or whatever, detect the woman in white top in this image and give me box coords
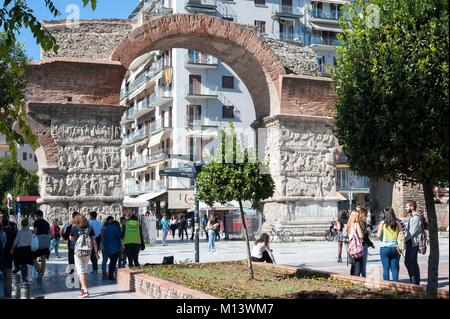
[251,233,275,264]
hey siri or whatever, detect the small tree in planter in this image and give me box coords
[196,124,274,279]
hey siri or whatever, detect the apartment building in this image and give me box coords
[121,0,349,216]
[0,133,38,171]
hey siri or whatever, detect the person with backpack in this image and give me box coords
[61,211,80,280]
[100,216,113,279]
[122,214,145,267]
[358,208,375,277]
[33,210,51,282]
[69,214,98,298]
[377,208,402,282]
[88,211,103,275]
[1,213,17,297]
[404,200,423,285]
[102,218,122,281]
[160,214,169,246]
[10,218,34,284]
[345,210,365,277]
[118,216,127,268]
[49,218,61,258]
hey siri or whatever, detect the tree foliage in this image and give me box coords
[196,124,275,279]
[334,0,448,186]
[0,0,97,157]
[334,0,448,298]
[0,157,39,212]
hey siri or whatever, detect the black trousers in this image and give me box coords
[68,248,75,265]
[108,252,120,280]
[125,244,140,267]
[90,237,101,271]
[179,227,188,240]
[251,251,273,263]
[405,240,420,285]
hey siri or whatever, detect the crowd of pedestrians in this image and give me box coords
[340,200,428,284]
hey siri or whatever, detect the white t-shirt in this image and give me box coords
[251,242,271,259]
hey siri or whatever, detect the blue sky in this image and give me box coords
[16,0,140,61]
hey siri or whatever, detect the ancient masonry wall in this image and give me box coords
[28,103,124,223]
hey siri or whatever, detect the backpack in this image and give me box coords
[418,226,428,255]
[347,231,364,259]
[75,227,92,258]
[162,256,174,265]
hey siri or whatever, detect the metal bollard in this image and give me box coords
[20,283,32,299]
[11,274,21,299]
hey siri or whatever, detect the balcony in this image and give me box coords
[120,60,165,99]
[272,5,302,19]
[310,36,340,48]
[125,87,173,121]
[310,10,343,22]
[336,169,370,192]
[185,0,217,14]
[277,32,302,43]
[185,84,218,100]
[122,126,148,145]
[185,54,218,69]
[124,179,168,196]
[186,117,219,127]
[124,149,170,170]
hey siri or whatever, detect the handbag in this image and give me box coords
[31,234,39,252]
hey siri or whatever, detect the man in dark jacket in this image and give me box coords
[1,213,17,298]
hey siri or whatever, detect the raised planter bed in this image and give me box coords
[116,261,448,299]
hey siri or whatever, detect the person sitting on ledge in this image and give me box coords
[251,233,276,264]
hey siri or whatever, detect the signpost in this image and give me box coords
[160,160,205,262]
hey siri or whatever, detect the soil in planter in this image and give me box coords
[141,262,426,299]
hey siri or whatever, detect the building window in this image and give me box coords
[254,20,266,33]
[23,152,27,161]
[222,105,235,119]
[222,76,235,89]
[254,0,265,5]
[29,153,33,160]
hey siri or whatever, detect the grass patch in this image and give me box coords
[139,262,426,299]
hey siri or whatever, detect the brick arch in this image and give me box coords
[111,14,287,119]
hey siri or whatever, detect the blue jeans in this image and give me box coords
[208,230,216,252]
[50,238,60,257]
[162,228,168,245]
[380,246,400,282]
[361,244,368,277]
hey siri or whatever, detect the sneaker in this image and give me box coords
[79,290,89,298]
[213,251,218,255]
[57,256,62,259]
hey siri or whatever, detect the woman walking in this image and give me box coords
[49,219,61,258]
[160,214,169,246]
[102,218,122,281]
[69,214,99,298]
[10,219,33,283]
[169,215,178,239]
[357,208,375,277]
[100,216,113,279]
[377,208,401,282]
[336,210,348,263]
[251,233,276,263]
[345,210,365,277]
[207,215,219,254]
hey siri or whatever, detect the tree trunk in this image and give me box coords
[423,179,439,298]
[238,199,254,280]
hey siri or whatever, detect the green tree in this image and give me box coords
[196,124,275,279]
[334,0,448,298]
[0,0,97,156]
[0,157,39,212]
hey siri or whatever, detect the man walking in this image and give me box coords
[33,210,51,282]
[404,200,422,285]
[88,211,103,274]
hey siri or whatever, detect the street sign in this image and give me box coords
[159,166,196,178]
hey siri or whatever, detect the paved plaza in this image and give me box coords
[0,236,448,299]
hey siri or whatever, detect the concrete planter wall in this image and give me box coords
[116,261,449,299]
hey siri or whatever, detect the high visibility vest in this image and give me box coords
[124,220,140,245]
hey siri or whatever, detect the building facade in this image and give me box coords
[121,0,348,220]
[0,133,38,171]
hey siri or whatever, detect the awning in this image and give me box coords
[310,22,342,33]
[311,0,347,4]
[148,130,170,148]
[336,192,348,201]
[139,190,166,201]
[123,196,149,208]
